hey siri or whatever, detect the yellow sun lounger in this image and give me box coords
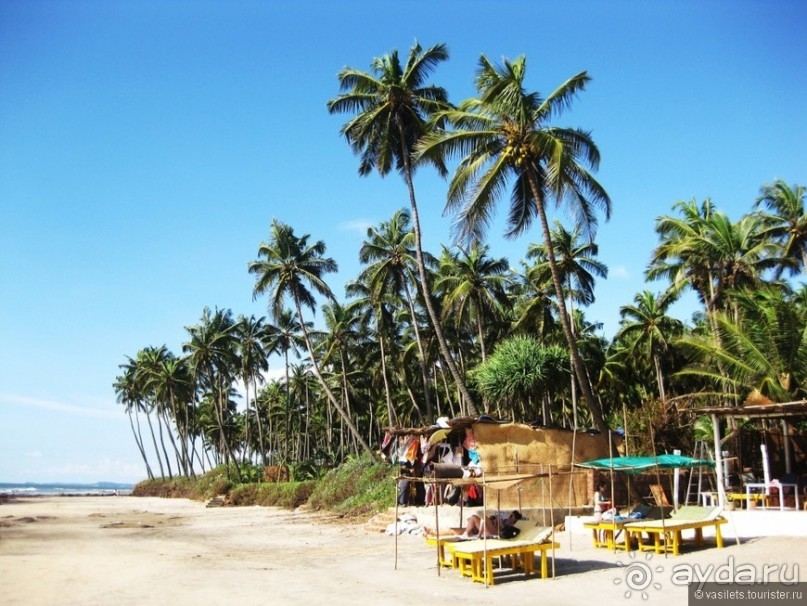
[424,534,467,568]
[582,505,667,551]
[445,522,557,585]
[622,505,726,556]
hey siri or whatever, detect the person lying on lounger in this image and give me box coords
[461,509,522,538]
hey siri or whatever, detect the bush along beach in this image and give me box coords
[132,456,397,517]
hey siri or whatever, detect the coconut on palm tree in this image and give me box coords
[417,56,611,433]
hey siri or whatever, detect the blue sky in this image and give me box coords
[1,1,804,483]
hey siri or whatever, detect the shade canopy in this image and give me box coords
[575,454,714,474]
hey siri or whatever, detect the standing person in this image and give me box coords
[594,481,612,517]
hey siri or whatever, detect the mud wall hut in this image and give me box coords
[384,418,615,511]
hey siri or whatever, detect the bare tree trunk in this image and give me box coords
[526,171,608,437]
[294,296,374,457]
[130,409,154,479]
[397,118,478,415]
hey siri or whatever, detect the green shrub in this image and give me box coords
[307,455,396,515]
[132,455,396,516]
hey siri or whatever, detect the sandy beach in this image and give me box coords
[2,496,806,606]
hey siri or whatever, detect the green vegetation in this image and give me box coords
[113,41,806,484]
[133,457,397,517]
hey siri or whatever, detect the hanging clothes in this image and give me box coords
[404,436,421,463]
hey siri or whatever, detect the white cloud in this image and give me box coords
[263,367,287,382]
[338,219,373,235]
[611,265,630,279]
[25,450,43,458]
[0,392,119,419]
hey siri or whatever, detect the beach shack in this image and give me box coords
[381,416,614,513]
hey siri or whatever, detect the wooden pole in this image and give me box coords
[433,478,441,576]
[549,464,556,579]
[711,413,727,507]
[394,474,399,570]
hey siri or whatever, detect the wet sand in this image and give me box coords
[1,496,805,605]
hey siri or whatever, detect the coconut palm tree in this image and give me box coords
[320,301,363,438]
[527,221,607,308]
[649,199,775,320]
[248,220,373,457]
[511,257,557,339]
[434,242,511,363]
[754,179,807,278]
[151,352,194,475]
[676,286,807,403]
[416,56,611,433]
[135,346,183,478]
[526,221,607,427]
[648,198,718,314]
[262,308,308,461]
[113,362,155,479]
[183,308,241,478]
[346,276,399,426]
[118,354,168,477]
[357,209,434,416]
[235,314,271,465]
[614,290,684,406]
[648,200,778,404]
[327,41,480,415]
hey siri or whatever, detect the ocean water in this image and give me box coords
[0,481,134,496]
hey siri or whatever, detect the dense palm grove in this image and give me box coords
[114,43,806,482]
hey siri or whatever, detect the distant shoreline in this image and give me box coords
[1,492,127,503]
[0,482,134,499]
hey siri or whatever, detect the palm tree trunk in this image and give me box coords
[155,411,174,479]
[397,118,479,416]
[216,373,242,482]
[170,395,190,476]
[283,347,291,460]
[144,407,165,478]
[438,363,456,418]
[242,378,251,464]
[253,376,267,466]
[568,289,579,431]
[653,353,668,406]
[293,296,374,457]
[476,304,487,364]
[526,171,609,436]
[130,409,154,479]
[378,333,395,426]
[402,281,433,420]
